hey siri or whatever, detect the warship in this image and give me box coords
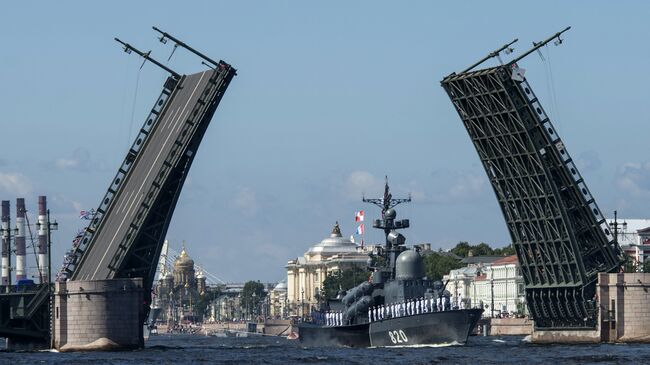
[298,179,483,347]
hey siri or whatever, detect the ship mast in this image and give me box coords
[362,177,411,278]
[363,176,411,217]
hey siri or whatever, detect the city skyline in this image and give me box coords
[1,1,648,282]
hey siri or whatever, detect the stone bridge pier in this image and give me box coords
[532,273,650,343]
[53,278,143,351]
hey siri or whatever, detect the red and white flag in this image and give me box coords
[355,210,364,222]
[356,223,365,235]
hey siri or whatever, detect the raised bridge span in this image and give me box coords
[441,29,624,330]
[62,35,236,315]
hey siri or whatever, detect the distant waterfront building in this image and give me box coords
[606,218,650,267]
[211,283,244,322]
[444,254,525,317]
[269,280,288,318]
[285,222,370,317]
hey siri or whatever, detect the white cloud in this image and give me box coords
[344,170,384,199]
[51,148,102,172]
[0,172,32,196]
[232,187,258,216]
[55,158,79,169]
[616,161,650,198]
[428,171,488,204]
[575,150,602,172]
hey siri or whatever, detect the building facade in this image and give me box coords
[285,222,370,317]
[445,255,525,317]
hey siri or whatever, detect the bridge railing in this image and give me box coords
[59,77,179,280]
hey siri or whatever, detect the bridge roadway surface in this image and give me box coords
[74,70,213,281]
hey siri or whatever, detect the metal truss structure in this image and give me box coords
[440,29,624,329]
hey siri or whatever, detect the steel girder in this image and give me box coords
[441,64,623,329]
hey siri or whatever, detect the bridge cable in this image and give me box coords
[126,67,143,152]
[119,56,133,154]
[545,45,562,130]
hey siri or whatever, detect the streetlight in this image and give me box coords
[490,278,495,318]
[283,294,288,319]
[300,288,305,320]
[252,292,256,321]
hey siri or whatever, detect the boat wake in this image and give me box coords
[371,341,461,348]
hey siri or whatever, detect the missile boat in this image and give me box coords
[298,179,483,347]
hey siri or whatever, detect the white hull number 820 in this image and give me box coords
[388,329,408,344]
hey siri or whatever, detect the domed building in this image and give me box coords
[156,243,207,324]
[285,222,370,316]
[173,247,196,290]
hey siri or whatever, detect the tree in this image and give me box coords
[197,285,223,319]
[322,267,370,299]
[643,260,650,273]
[423,252,464,281]
[623,253,638,273]
[450,241,472,257]
[450,241,514,258]
[241,281,266,316]
[493,245,516,256]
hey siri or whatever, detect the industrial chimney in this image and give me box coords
[15,198,26,281]
[37,196,47,284]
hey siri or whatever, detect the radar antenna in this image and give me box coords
[362,176,411,216]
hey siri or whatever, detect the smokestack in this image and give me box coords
[1,201,9,286]
[15,198,26,281]
[38,196,47,284]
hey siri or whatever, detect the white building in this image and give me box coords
[445,255,525,317]
[606,218,650,267]
[285,222,370,317]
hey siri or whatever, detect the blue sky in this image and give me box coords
[1,1,648,282]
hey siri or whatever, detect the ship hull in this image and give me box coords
[369,308,483,347]
[297,322,370,348]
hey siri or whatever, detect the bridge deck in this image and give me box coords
[73,70,214,281]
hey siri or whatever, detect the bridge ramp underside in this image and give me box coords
[441,65,623,329]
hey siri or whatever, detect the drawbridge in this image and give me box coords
[440,28,624,329]
[61,29,236,319]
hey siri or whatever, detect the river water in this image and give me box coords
[1,334,649,365]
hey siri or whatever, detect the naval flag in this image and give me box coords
[355,210,364,222]
[79,209,95,220]
[356,223,365,235]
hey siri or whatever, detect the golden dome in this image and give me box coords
[174,243,194,268]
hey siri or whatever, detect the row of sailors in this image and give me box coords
[325,311,344,326]
[367,296,462,323]
[323,295,466,326]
